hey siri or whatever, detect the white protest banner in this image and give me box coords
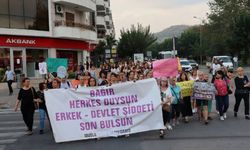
[45,78,164,143]
[193,82,216,100]
[134,53,144,63]
[39,62,47,75]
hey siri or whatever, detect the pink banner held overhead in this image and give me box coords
[153,58,178,78]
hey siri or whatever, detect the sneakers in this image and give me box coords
[25,130,33,135]
[220,116,225,121]
[245,116,250,120]
[125,134,130,138]
[208,116,213,120]
[159,130,165,138]
[223,113,227,119]
[176,120,180,125]
[204,121,209,125]
[234,112,237,117]
[39,130,44,135]
[166,124,172,130]
[184,117,189,123]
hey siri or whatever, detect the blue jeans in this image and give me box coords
[39,109,46,130]
[216,95,229,116]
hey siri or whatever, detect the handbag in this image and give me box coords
[31,87,39,110]
[224,78,232,95]
[161,92,170,112]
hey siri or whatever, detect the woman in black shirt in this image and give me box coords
[14,78,38,135]
[234,67,250,119]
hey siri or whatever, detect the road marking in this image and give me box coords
[0,120,39,125]
[0,126,37,131]
[0,139,17,145]
[0,132,26,138]
[0,145,6,150]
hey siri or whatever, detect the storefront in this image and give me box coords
[0,35,93,78]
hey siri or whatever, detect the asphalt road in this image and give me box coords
[1,66,250,150]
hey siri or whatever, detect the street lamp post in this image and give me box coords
[193,16,203,65]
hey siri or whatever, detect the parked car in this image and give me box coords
[180,59,192,72]
[212,56,233,69]
[189,59,199,69]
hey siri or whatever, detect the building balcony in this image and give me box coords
[96,16,106,26]
[54,20,97,41]
[105,15,111,22]
[53,0,96,12]
[96,0,104,6]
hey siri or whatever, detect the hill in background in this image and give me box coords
[154,25,190,43]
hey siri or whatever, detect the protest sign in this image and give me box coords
[134,53,144,63]
[153,58,178,78]
[193,82,216,100]
[45,78,164,143]
[39,62,47,75]
[177,80,194,97]
[47,58,68,78]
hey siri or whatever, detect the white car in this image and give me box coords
[212,56,233,69]
[180,60,192,72]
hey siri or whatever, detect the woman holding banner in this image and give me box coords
[88,77,97,87]
[159,77,173,137]
[178,72,193,123]
[195,71,209,125]
[204,73,213,120]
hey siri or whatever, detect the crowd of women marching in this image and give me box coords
[13,59,250,138]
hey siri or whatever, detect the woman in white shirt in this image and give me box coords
[159,77,173,138]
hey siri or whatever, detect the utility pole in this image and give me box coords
[173,36,176,58]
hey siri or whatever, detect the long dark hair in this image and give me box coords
[178,72,189,82]
[88,77,97,87]
[216,70,225,79]
[39,82,46,91]
[22,77,30,83]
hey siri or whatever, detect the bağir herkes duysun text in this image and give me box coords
[54,88,154,134]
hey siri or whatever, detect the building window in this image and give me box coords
[0,48,10,81]
[57,50,77,72]
[65,12,75,26]
[0,0,49,31]
[26,49,48,77]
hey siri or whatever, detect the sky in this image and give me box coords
[110,0,210,38]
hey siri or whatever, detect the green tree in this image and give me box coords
[91,40,106,65]
[231,12,250,64]
[178,26,200,59]
[106,35,117,50]
[206,0,250,62]
[117,24,157,58]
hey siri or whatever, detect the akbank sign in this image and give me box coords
[5,38,36,45]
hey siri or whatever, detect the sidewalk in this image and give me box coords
[0,88,19,109]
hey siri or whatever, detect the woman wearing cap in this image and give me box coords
[234,67,250,119]
[159,77,173,137]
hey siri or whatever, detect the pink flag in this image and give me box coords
[153,58,178,78]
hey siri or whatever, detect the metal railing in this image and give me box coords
[54,20,96,31]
